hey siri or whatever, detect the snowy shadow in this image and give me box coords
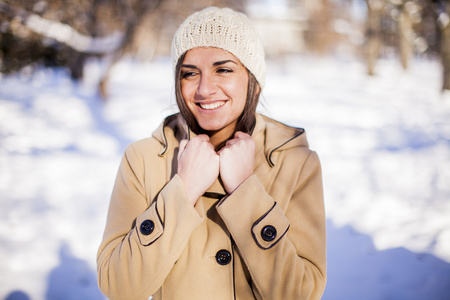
[3,291,30,300]
[323,221,450,300]
[73,84,132,152]
[376,126,450,152]
[45,243,105,300]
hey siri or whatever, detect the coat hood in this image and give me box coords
[256,114,308,166]
[152,113,308,167]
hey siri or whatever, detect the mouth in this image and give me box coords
[197,101,226,110]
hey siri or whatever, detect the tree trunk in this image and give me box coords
[366,0,384,76]
[398,2,413,70]
[441,2,450,90]
[98,0,164,100]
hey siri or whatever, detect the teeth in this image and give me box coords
[199,101,225,110]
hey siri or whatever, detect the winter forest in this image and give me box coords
[1,0,450,299]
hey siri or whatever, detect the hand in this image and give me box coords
[218,131,255,194]
[177,135,220,205]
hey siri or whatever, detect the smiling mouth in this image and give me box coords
[198,101,226,110]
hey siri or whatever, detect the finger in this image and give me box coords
[195,134,210,141]
[200,140,216,153]
[225,138,240,147]
[180,139,188,151]
[224,140,234,147]
[178,139,188,160]
[217,146,229,156]
[234,131,250,139]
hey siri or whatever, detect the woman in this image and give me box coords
[97,7,326,300]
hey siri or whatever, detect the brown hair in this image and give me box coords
[175,52,261,147]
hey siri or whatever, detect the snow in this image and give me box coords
[1,55,450,299]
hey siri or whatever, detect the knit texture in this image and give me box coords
[171,7,266,88]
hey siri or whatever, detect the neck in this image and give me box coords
[199,122,237,151]
[206,129,233,150]
[192,120,240,150]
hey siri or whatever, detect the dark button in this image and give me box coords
[215,249,232,265]
[261,225,277,242]
[140,220,154,235]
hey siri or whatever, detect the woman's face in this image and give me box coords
[180,47,249,137]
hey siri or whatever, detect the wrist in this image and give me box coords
[178,174,201,206]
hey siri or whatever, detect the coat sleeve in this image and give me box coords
[216,150,326,300]
[97,143,204,300]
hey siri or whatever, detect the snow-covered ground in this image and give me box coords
[1,55,450,299]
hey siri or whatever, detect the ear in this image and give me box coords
[256,83,261,94]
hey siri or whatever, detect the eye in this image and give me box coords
[181,70,198,79]
[216,68,233,74]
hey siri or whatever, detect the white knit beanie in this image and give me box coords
[171,7,266,88]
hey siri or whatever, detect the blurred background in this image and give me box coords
[1,0,450,87]
[1,0,450,299]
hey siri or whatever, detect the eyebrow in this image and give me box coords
[213,60,238,66]
[181,64,198,69]
[181,60,238,69]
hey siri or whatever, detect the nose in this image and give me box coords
[196,73,217,99]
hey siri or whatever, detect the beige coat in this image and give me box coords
[97,113,326,300]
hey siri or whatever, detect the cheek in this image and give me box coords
[180,82,195,104]
[226,80,248,107]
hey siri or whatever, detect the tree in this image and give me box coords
[437,0,450,90]
[0,0,126,78]
[396,1,414,69]
[365,0,384,75]
[98,0,244,99]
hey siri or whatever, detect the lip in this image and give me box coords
[195,100,228,113]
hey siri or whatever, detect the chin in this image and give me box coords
[198,121,230,132]
[197,119,221,129]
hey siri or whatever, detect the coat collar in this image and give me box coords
[152,113,308,167]
[254,114,307,166]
